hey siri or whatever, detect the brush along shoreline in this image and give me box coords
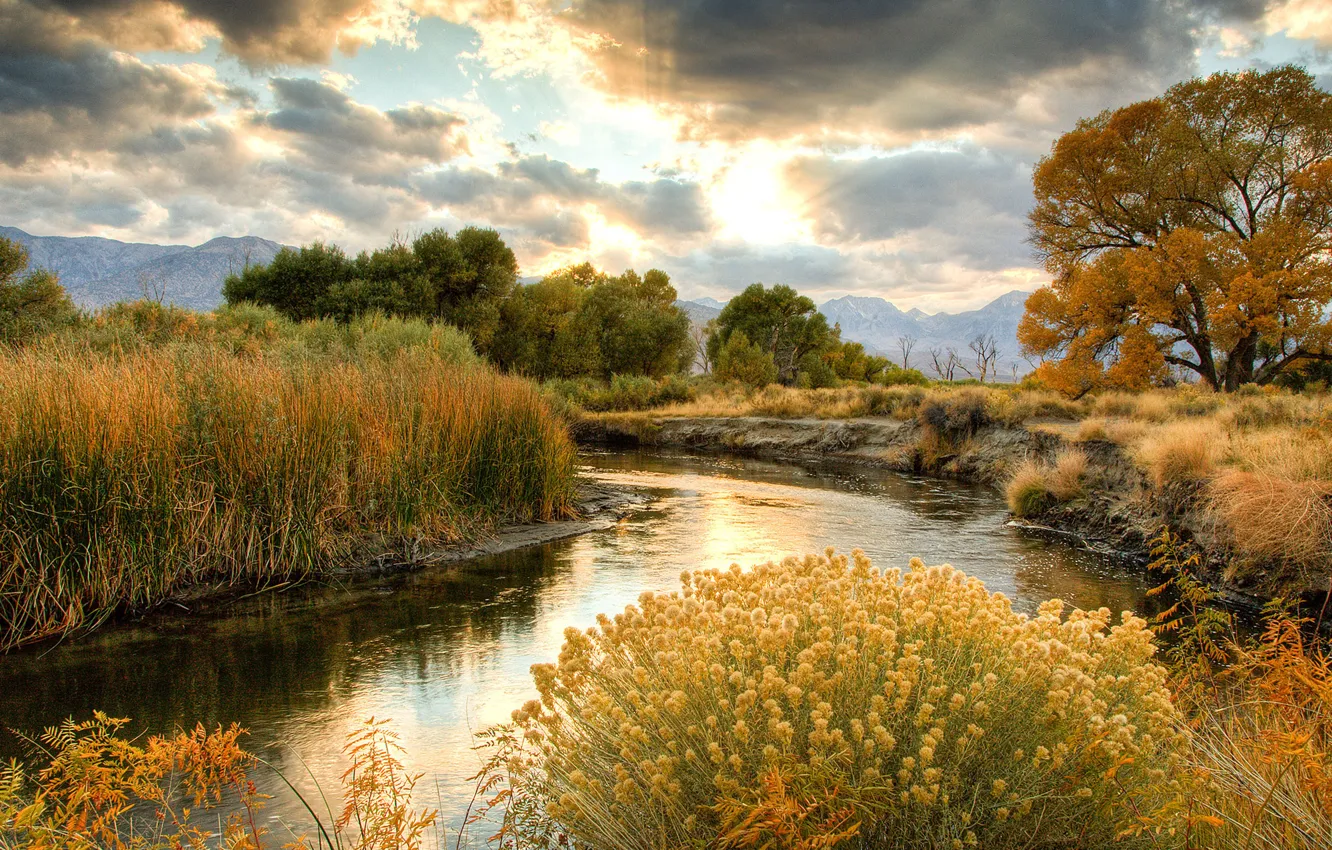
[36,480,652,639]
[572,413,1311,606]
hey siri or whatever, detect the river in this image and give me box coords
[0,448,1159,838]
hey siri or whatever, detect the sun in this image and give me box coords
[707,142,809,245]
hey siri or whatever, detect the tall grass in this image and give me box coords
[0,345,576,650]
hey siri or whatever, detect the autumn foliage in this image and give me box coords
[1020,66,1332,396]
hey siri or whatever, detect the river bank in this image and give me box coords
[572,412,1314,605]
[28,480,651,644]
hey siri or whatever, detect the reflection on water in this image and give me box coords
[0,449,1158,833]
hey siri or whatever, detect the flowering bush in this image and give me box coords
[484,550,1185,849]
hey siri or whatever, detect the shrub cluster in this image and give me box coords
[546,374,696,413]
[487,550,1183,849]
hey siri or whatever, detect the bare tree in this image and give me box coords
[690,320,715,374]
[930,346,972,381]
[138,268,167,305]
[968,333,1000,383]
[947,347,973,379]
[896,334,916,370]
[928,346,948,380]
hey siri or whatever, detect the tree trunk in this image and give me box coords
[1223,332,1259,390]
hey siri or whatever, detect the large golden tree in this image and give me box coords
[1020,66,1332,394]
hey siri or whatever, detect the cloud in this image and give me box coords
[0,4,236,165]
[257,77,470,182]
[560,0,1265,140]
[27,0,418,65]
[415,154,712,248]
[785,146,1035,269]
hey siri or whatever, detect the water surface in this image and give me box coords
[0,449,1156,835]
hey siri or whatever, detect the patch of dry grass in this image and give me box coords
[1004,449,1087,516]
[1048,448,1088,501]
[1134,422,1220,489]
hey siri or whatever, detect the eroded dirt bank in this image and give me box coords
[573,414,1296,606]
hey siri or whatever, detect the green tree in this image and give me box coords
[1022,65,1332,393]
[415,226,518,352]
[707,283,835,384]
[490,265,692,381]
[715,330,777,387]
[0,238,77,345]
[223,242,354,321]
[321,240,431,321]
[492,272,599,380]
[582,270,692,378]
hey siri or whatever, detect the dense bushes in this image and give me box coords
[546,374,696,412]
[64,300,481,365]
[0,344,575,649]
[492,266,693,381]
[484,550,1183,849]
[222,227,518,350]
[0,237,76,345]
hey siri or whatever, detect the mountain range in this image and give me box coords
[676,290,1033,378]
[3,226,1031,375]
[1,226,284,311]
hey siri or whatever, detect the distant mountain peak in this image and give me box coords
[2,226,285,311]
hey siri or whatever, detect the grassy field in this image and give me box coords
[0,306,577,650]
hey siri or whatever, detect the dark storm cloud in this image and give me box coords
[29,0,385,64]
[564,0,1267,138]
[786,146,1034,269]
[0,3,226,165]
[415,154,712,244]
[257,77,470,181]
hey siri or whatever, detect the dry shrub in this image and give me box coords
[1131,393,1173,423]
[0,715,437,850]
[1093,392,1139,418]
[1104,419,1149,445]
[1167,386,1223,418]
[481,551,1184,850]
[1209,472,1332,579]
[917,387,992,439]
[1206,429,1332,580]
[1220,395,1298,430]
[1135,423,1219,488]
[1004,460,1052,517]
[1180,618,1332,850]
[1075,417,1109,442]
[1047,448,1088,501]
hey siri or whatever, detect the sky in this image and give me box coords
[2,0,1331,310]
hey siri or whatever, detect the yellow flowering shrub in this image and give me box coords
[486,550,1185,849]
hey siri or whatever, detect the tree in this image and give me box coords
[897,334,916,370]
[715,330,777,387]
[223,242,354,321]
[1021,66,1332,394]
[581,271,692,378]
[689,320,715,374]
[415,226,518,352]
[969,333,999,383]
[322,238,431,321]
[707,283,835,384]
[0,238,77,345]
[489,264,692,381]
